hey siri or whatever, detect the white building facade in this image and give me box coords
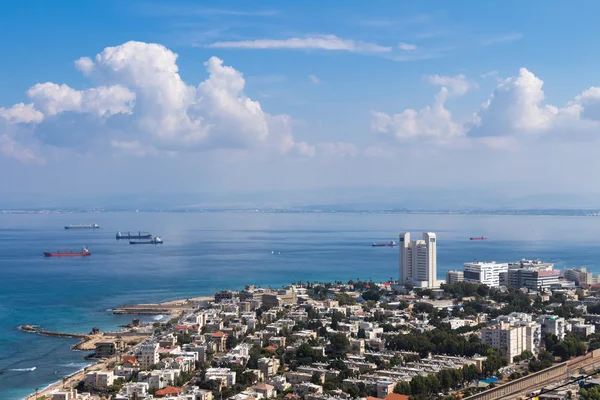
[463,261,508,287]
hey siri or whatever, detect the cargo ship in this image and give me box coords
[116,231,152,240]
[372,241,397,247]
[130,236,163,245]
[470,237,487,241]
[64,224,99,230]
[43,247,91,257]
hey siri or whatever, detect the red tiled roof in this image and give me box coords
[385,394,409,400]
[122,355,136,364]
[212,331,228,338]
[156,386,182,396]
[266,345,278,351]
[285,394,300,400]
[175,325,189,330]
[253,383,274,390]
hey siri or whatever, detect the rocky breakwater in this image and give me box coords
[19,325,96,350]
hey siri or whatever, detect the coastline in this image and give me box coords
[21,295,213,399]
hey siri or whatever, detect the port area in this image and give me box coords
[18,325,150,352]
[109,295,213,317]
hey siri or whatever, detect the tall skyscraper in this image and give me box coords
[399,232,437,288]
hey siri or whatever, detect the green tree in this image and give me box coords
[329,332,350,356]
[580,386,600,400]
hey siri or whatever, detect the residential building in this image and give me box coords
[84,370,115,389]
[252,383,276,398]
[139,369,179,389]
[119,382,150,399]
[481,321,541,362]
[572,324,596,337]
[138,343,159,370]
[262,289,297,310]
[399,232,438,288]
[445,270,464,284]
[211,331,228,353]
[537,315,568,341]
[463,261,508,287]
[205,368,236,386]
[95,340,124,358]
[258,357,280,378]
[564,267,598,286]
[51,389,78,400]
[193,389,214,400]
[215,290,235,303]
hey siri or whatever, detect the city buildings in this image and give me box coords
[462,261,508,287]
[502,259,559,291]
[399,232,438,288]
[564,267,599,286]
[445,270,463,284]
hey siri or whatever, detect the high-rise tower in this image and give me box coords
[399,232,437,288]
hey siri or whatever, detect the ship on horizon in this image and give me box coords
[372,241,397,247]
[43,247,91,257]
[130,236,163,245]
[64,224,99,230]
[116,231,152,240]
[470,236,487,241]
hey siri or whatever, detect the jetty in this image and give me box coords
[18,325,150,351]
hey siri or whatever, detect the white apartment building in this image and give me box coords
[446,270,464,284]
[463,261,508,287]
[481,321,541,362]
[84,370,115,389]
[536,315,568,341]
[564,267,598,286]
[138,343,159,370]
[205,368,236,386]
[399,232,437,288]
[139,369,179,389]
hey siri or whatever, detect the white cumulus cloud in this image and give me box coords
[0,41,314,161]
[426,74,476,96]
[0,103,44,124]
[373,67,600,145]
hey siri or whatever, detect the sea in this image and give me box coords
[1,211,600,399]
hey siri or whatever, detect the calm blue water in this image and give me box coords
[1,212,600,399]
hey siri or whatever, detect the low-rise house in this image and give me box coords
[211,331,228,353]
[251,383,275,399]
[294,382,323,396]
[155,386,183,397]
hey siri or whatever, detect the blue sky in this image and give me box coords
[1,1,600,206]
